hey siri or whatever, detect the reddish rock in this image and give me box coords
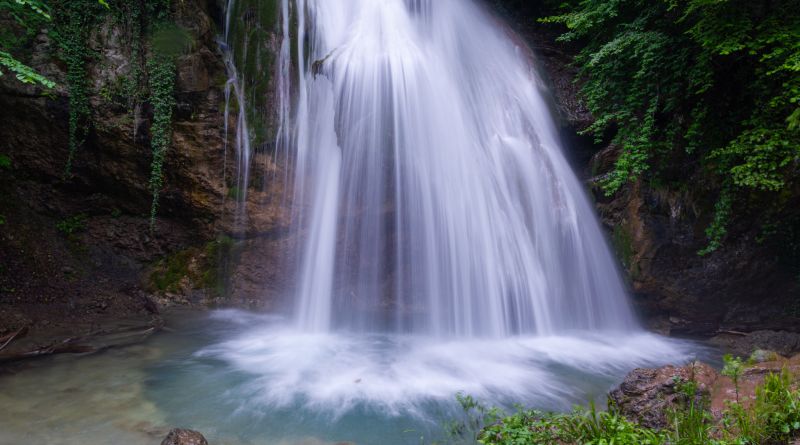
[609,361,718,429]
[161,428,209,445]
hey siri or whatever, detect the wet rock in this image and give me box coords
[709,330,800,357]
[749,349,783,364]
[609,361,718,429]
[612,356,800,427]
[161,428,209,445]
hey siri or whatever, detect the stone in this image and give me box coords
[611,356,800,428]
[161,428,209,445]
[609,361,718,429]
[709,330,800,357]
[749,349,782,364]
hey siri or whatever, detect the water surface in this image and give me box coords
[0,310,704,445]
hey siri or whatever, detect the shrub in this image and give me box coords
[56,213,87,236]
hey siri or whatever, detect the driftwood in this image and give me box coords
[0,322,161,363]
[716,329,749,337]
[0,326,29,353]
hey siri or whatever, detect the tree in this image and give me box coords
[0,0,108,88]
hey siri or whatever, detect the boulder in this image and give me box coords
[709,330,800,357]
[161,428,209,445]
[609,361,718,429]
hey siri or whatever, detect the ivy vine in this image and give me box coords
[147,50,176,229]
[50,0,106,176]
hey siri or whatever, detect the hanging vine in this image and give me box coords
[145,0,185,229]
[50,0,107,176]
[147,49,176,229]
[47,0,183,228]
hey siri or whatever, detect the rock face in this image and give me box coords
[709,331,800,359]
[520,14,800,337]
[591,174,800,336]
[0,0,292,347]
[161,429,209,445]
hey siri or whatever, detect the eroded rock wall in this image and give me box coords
[0,0,293,345]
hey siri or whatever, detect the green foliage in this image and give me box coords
[227,185,246,201]
[721,354,744,403]
[0,154,10,170]
[146,50,176,229]
[0,0,52,87]
[150,249,192,292]
[668,400,714,445]
[721,368,800,444]
[0,50,54,87]
[558,403,667,445]
[200,235,235,297]
[445,393,503,442]
[478,402,666,445]
[667,372,715,445]
[50,0,108,176]
[470,363,800,445]
[542,0,800,254]
[150,236,237,296]
[612,225,634,269]
[56,213,87,235]
[227,0,281,149]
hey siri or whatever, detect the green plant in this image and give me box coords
[446,393,502,442]
[478,401,666,445]
[0,0,53,87]
[150,249,192,292]
[146,50,176,230]
[0,154,10,169]
[227,185,246,201]
[722,355,744,403]
[541,0,800,255]
[750,369,800,442]
[559,402,666,445]
[49,0,109,176]
[200,235,236,297]
[56,213,87,236]
[144,3,186,230]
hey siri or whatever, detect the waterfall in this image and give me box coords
[220,0,253,231]
[279,0,637,337]
[202,2,691,417]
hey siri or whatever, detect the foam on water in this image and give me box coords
[198,311,694,418]
[0,311,707,445]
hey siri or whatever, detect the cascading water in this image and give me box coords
[284,0,635,336]
[0,3,704,445]
[199,0,693,425]
[220,0,253,230]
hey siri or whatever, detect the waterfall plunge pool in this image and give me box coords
[0,309,708,445]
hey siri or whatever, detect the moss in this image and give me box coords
[227,0,281,152]
[612,224,635,270]
[199,235,236,297]
[56,213,88,236]
[150,249,193,292]
[149,236,240,297]
[227,185,246,200]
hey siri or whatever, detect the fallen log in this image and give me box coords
[0,326,29,353]
[0,322,161,363]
